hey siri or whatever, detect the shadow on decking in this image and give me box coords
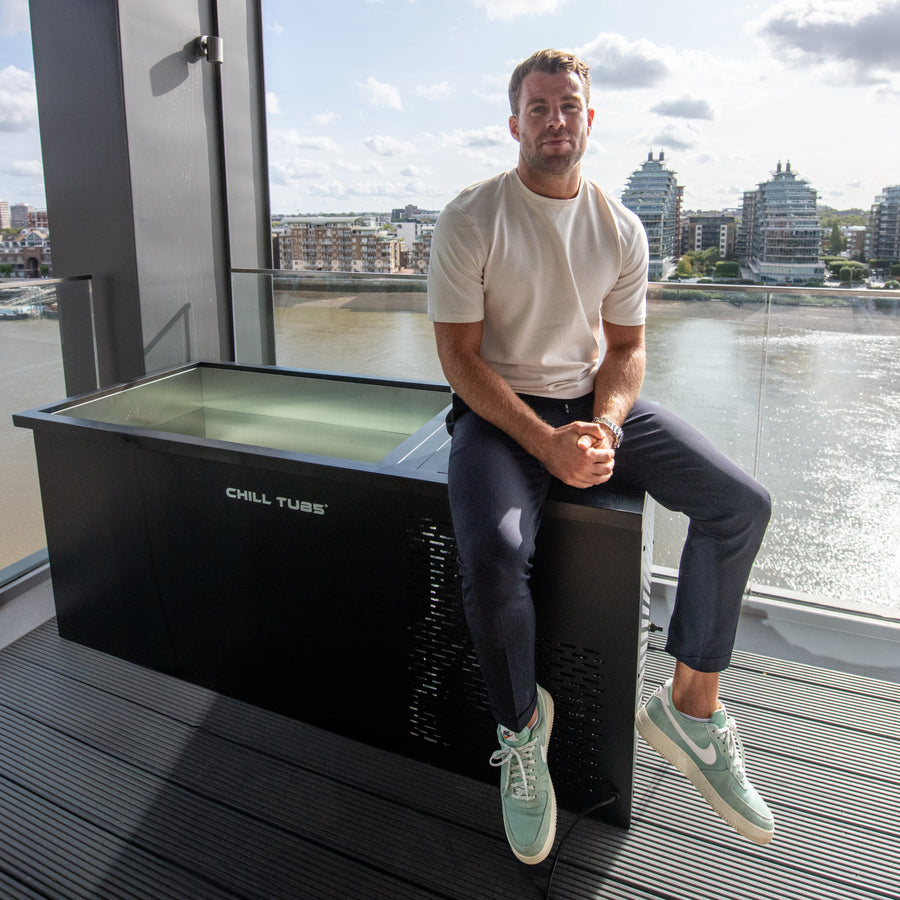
[1,613,899,899]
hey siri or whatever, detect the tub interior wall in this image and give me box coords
[58,367,451,462]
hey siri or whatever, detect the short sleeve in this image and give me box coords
[427,203,489,323]
[601,213,648,327]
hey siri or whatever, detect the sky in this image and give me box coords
[2,0,899,216]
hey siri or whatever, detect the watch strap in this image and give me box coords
[592,415,623,448]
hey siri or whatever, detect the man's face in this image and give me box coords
[509,70,594,180]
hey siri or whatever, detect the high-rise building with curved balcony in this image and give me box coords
[866,185,900,263]
[621,150,683,281]
[740,161,824,285]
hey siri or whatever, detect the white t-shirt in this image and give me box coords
[427,169,648,399]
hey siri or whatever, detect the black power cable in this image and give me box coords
[545,786,620,900]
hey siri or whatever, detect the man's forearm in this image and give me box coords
[591,342,645,428]
[440,343,555,459]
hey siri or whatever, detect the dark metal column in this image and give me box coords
[30,0,273,394]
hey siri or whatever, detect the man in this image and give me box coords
[427,49,774,864]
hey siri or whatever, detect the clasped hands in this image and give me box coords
[542,420,615,489]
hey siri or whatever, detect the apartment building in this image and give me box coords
[10,203,32,229]
[279,216,402,274]
[735,190,757,263]
[621,151,683,280]
[866,185,900,262]
[0,228,52,276]
[394,222,425,254]
[29,209,49,229]
[681,213,737,258]
[407,225,434,274]
[739,161,824,285]
[842,225,867,261]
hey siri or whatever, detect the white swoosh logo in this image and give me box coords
[661,694,718,765]
[541,742,548,763]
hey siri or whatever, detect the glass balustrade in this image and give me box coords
[5,269,898,617]
[232,269,900,618]
[0,276,94,574]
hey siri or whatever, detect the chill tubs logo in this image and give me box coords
[225,486,327,516]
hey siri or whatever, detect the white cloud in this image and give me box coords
[271,159,331,184]
[313,111,337,126]
[0,65,37,132]
[0,0,28,37]
[289,176,428,203]
[442,126,514,170]
[651,97,714,120]
[443,125,511,148]
[457,148,511,170]
[280,131,340,153]
[335,158,384,175]
[300,178,347,198]
[266,92,281,115]
[415,82,452,100]
[6,158,40,176]
[576,34,669,89]
[754,0,900,84]
[347,179,426,198]
[474,90,508,106]
[466,0,570,20]
[648,122,704,152]
[363,135,418,156]
[358,76,403,110]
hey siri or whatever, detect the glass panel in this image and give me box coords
[233,270,443,382]
[232,270,900,618]
[756,290,900,614]
[231,270,275,366]
[1,279,90,570]
[641,287,769,574]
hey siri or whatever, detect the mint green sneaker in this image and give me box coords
[489,684,557,864]
[635,679,775,845]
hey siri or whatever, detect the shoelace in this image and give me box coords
[490,737,538,801]
[712,715,748,783]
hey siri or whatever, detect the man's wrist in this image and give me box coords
[517,414,557,462]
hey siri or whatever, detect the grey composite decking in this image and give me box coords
[1,619,898,899]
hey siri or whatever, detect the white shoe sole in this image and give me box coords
[636,706,774,846]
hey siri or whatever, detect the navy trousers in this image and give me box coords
[446,393,772,732]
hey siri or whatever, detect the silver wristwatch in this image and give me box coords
[593,416,623,449]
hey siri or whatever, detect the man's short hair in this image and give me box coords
[508,49,591,116]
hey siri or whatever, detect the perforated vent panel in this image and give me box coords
[534,639,612,802]
[402,505,651,826]
[405,515,492,754]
